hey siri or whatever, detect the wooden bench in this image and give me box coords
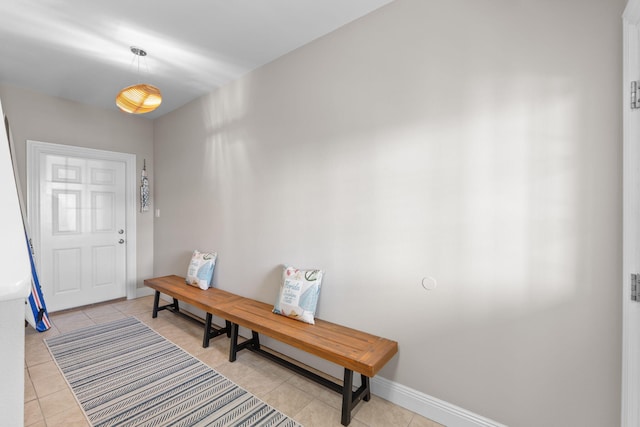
[144,275,398,426]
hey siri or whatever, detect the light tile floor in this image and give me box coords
[24,295,444,427]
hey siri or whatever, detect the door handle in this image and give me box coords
[118,239,125,244]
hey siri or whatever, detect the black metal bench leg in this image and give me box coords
[172,298,179,312]
[203,313,213,348]
[152,291,160,318]
[225,320,232,337]
[229,323,239,362]
[251,331,260,350]
[342,369,354,426]
[362,375,370,401]
[228,326,261,362]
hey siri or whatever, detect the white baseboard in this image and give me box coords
[371,376,506,427]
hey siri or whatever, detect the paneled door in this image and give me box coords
[35,151,127,311]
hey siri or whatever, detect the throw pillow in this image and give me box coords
[273,265,323,324]
[185,250,217,290]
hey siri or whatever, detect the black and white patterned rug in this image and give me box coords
[45,316,300,427]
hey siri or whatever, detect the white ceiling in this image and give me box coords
[0,0,393,119]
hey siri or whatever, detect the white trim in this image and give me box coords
[625,0,640,24]
[372,377,506,427]
[26,140,138,302]
[620,0,640,427]
[622,2,640,425]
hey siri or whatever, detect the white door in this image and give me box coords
[36,153,127,311]
[27,141,138,311]
[623,2,640,425]
[39,153,126,311]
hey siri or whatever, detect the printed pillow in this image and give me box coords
[185,250,217,290]
[273,265,323,324]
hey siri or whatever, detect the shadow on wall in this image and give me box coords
[190,69,585,327]
[198,77,586,317]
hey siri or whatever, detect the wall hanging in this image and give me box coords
[140,159,149,212]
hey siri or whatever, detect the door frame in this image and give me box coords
[623,1,640,426]
[26,140,137,302]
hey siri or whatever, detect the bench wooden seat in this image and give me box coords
[144,275,398,426]
[217,297,397,378]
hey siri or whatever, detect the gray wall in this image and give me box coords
[153,1,623,426]
[0,83,155,289]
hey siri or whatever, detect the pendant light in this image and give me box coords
[116,47,162,114]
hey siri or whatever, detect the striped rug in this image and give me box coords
[45,317,300,427]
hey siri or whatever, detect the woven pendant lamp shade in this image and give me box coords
[116,83,162,114]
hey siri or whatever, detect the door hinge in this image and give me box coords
[632,81,640,109]
[632,273,639,301]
